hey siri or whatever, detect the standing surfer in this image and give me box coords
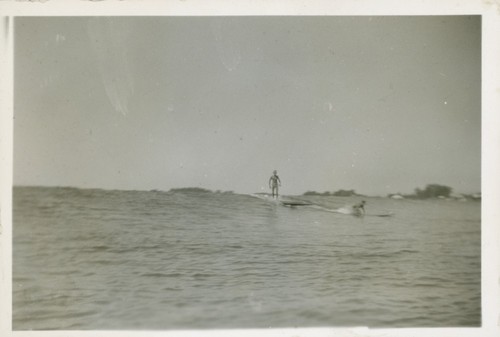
[269,170,281,198]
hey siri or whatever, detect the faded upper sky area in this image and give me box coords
[14,16,480,196]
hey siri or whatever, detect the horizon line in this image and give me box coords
[12,183,481,198]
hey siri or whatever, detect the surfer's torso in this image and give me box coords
[269,174,280,187]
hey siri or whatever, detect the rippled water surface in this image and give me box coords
[13,186,481,329]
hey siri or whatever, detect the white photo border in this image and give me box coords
[1,1,498,337]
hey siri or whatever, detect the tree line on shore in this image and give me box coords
[303,184,481,200]
[303,189,359,197]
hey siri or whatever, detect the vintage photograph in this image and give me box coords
[11,15,481,330]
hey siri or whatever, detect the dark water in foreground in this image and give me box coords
[13,186,481,329]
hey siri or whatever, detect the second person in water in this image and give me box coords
[269,170,281,198]
[352,200,366,216]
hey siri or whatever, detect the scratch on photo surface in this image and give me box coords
[1,17,8,42]
[14,0,50,2]
[210,19,242,72]
[87,17,134,116]
[483,0,500,14]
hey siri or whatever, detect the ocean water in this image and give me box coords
[12,186,481,330]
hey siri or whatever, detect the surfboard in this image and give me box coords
[366,212,394,217]
[250,193,312,207]
[308,204,394,217]
[280,200,312,207]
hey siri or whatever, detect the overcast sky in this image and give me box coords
[13,16,481,196]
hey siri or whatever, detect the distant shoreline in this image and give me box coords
[13,185,481,201]
[303,184,481,201]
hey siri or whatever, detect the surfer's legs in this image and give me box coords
[272,186,279,198]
